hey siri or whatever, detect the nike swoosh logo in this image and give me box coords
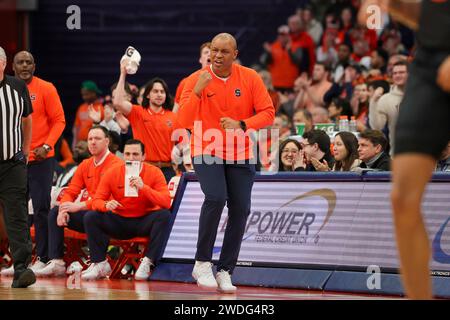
[206,93,216,98]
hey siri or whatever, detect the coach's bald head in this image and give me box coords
[210,33,238,77]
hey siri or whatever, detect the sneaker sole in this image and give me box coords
[11,270,36,288]
[217,287,237,294]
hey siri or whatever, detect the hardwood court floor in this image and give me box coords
[0,277,400,300]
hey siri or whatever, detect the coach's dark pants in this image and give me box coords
[193,156,255,274]
[47,207,92,260]
[28,157,55,262]
[0,157,33,275]
[84,210,171,264]
[161,167,176,184]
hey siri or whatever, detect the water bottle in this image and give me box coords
[349,116,357,132]
[120,46,141,75]
[339,116,349,132]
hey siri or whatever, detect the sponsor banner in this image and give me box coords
[163,180,450,272]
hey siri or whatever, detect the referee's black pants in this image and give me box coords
[193,156,255,274]
[28,157,55,263]
[0,156,33,275]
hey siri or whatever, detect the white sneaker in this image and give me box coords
[81,260,111,281]
[0,265,14,277]
[134,257,153,281]
[29,258,46,273]
[216,270,237,293]
[34,259,66,277]
[192,261,218,289]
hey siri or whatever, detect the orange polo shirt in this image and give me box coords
[27,76,66,162]
[60,151,123,210]
[177,63,275,161]
[127,105,177,162]
[92,163,171,218]
[74,102,104,143]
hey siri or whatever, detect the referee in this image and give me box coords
[0,46,36,288]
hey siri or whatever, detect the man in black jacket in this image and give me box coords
[358,129,391,171]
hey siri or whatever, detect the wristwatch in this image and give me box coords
[43,144,52,152]
[239,120,247,131]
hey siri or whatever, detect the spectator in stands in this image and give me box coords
[261,25,302,92]
[272,114,292,141]
[369,60,409,155]
[333,43,353,83]
[292,109,313,135]
[316,27,339,67]
[89,101,122,136]
[288,14,316,76]
[114,69,178,183]
[73,81,104,148]
[174,42,211,109]
[294,129,334,171]
[367,79,390,99]
[436,142,450,172]
[273,138,302,172]
[386,54,407,79]
[12,51,66,273]
[34,126,122,277]
[358,129,391,171]
[301,5,323,46]
[295,62,332,110]
[82,139,171,281]
[350,82,370,132]
[380,27,406,57]
[332,131,361,171]
[370,48,389,74]
[311,106,331,125]
[327,97,352,130]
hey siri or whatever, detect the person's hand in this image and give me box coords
[105,200,122,211]
[129,176,144,190]
[184,163,194,172]
[311,157,329,171]
[437,55,450,93]
[57,211,70,227]
[220,117,241,130]
[194,71,213,97]
[278,92,289,105]
[356,120,367,132]
[263,42,272,53]
[88,104,102,123]
[59,201,83,213]
[32,146,49,161]
[371,87,384,102]
[292,150,307,170]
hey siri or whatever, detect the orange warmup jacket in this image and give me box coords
[60,152,123,210]
[27,76,66,162]
[177,63,275,161]
[92,163,171,218]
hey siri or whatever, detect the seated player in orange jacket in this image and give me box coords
[34,125,122,277]
[81,139,172,281]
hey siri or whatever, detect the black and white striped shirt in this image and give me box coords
[0,75,33,161]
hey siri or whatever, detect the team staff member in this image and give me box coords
[12,51,66,271]
[0,47,35,288]
[178,33,275,293]
[114,71,178,183]
[82,139,171,281]
[34,125,122,277]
